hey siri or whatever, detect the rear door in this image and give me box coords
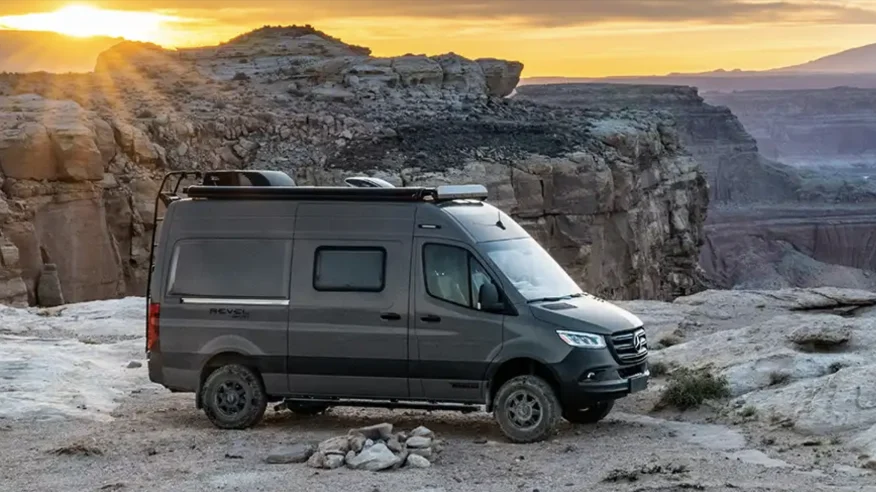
[411,238,505,403]
[158,236,293,393]
[286,204,413,399]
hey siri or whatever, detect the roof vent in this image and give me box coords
[435,184,488,201]
[345,176,396,188]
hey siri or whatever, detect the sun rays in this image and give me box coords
[0,4,192,45]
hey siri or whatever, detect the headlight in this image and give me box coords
[556,330,606,349]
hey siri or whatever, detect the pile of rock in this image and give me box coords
[265,423,441,471]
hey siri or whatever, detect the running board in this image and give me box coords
[276,398,484,414]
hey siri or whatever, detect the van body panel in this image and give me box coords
[285,202,415,399]
[412,237,505,403]
[150,200,296,394]
[529,296,643,335]
[438,202,529,243]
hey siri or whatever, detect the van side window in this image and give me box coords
[167,239,290,299]
[313,247,386,292]
[423,243,498,311]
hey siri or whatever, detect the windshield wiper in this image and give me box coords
[527,293,583,303]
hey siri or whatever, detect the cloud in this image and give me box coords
[5,0,876,28]
[87,0,876,26]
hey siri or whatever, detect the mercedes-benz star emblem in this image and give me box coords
[634,333,645,352]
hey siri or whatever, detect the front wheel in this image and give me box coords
[563,400,614,424]
[201,364,267,429]
[493,375,561,443]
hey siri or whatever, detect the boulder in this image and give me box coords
[433,54,487,94]
[0,123,57,180]
[744,365,876,435]
[306,451,326,469]
[48,121,104,181]
[787,322,853,348]
[36,263,64,307]
[264,443,315,464]
[405,436,432,449]
[476,58,523,97]
[318,435,351,456]
[0,276,28,307]
[406,453,431,468]
[111,120,163,167]
[354,423,393,441]
[344,442,401,471]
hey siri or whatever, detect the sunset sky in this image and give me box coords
[2,0,876,76]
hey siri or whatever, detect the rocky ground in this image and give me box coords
[2,289,876,491]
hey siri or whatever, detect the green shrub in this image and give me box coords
[769,371,790,386]
[649,361,669,377]
[740,405,758,418]
[657,367,730,410]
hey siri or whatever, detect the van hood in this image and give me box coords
[528,294,642,335]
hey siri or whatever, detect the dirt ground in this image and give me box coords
[1,384,874,492]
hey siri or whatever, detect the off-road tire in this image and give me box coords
[493,375,561,443]
[563,400,614,424]
[201,364,267,429]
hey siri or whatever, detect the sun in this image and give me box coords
[0,3,188,45]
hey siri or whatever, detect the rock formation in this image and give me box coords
[0,26,709,304]
[0,95,160,305]
[515,83,876,291]
[704,87,876,174]
[618,287,876,461]
[514,83,874,204]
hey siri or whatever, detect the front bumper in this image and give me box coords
[548,347,650,409]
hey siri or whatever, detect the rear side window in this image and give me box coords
[313,247,386,292]
[167,239,290,299]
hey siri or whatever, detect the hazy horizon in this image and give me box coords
[2,1,876,77]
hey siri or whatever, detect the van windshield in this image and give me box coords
[480,237,584,302]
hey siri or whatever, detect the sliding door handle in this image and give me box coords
[380,312,401,321]
[420,314,441,323]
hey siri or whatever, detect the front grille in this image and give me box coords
[610,328,648,363]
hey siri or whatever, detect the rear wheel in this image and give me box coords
[493,375,561,443]
[563,400,614,424]
[201,364,267,429]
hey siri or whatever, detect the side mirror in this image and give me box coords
[478,282,505,313]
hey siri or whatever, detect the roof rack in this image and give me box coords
[183,183,490,203]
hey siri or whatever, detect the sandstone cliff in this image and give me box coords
[0,26,708,305]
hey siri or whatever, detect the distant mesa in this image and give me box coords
[92,24,525,99]
[0,30,122,73]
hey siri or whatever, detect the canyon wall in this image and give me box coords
[515,83,802,204]
[0,26,709,306]
[515,83,876,290]
[704,88,876,174]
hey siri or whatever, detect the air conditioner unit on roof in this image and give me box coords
[344,176,396,188]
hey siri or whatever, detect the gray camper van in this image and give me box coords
[146,170,649,443]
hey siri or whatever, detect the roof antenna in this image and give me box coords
[496,209,506,230]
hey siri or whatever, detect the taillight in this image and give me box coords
[147,302,160,352]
